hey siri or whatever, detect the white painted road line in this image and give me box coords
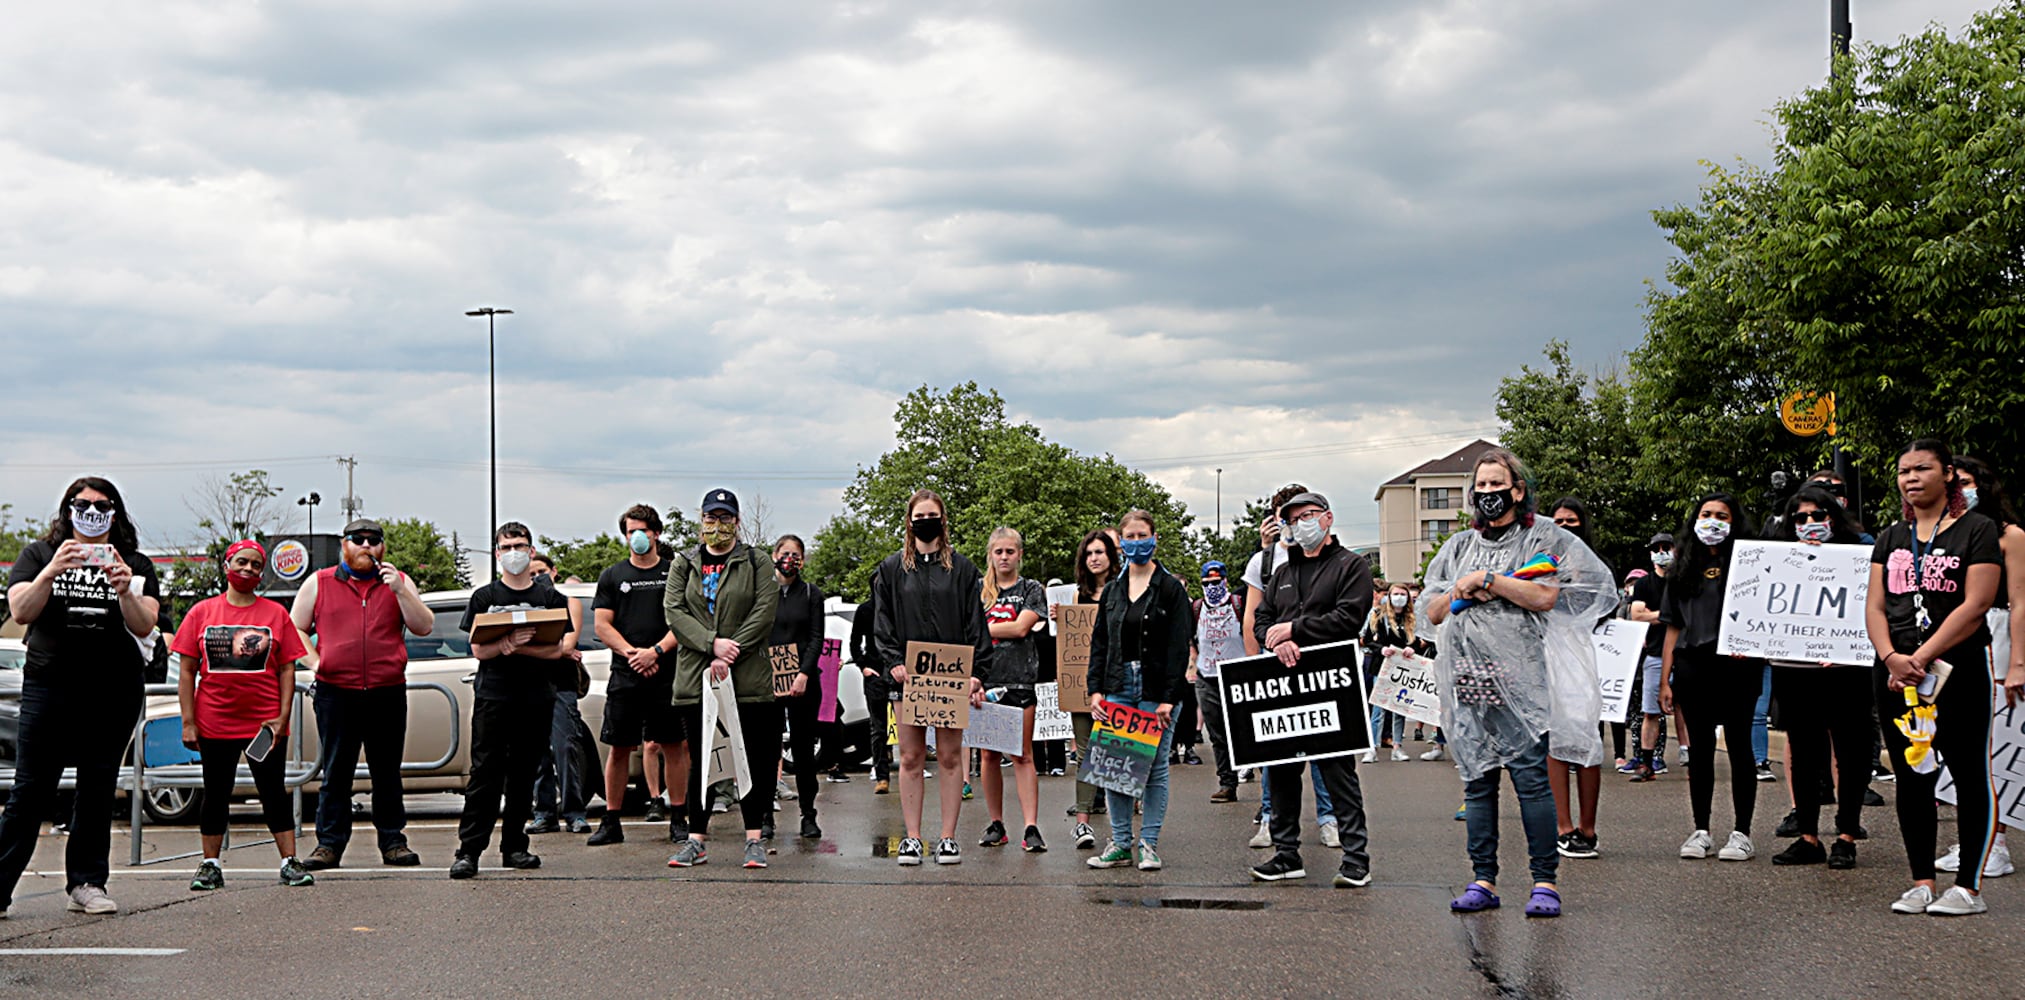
[0,948,185,956]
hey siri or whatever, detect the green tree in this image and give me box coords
[187,469,286,539]
[382,517,463,593]
[0,503,43,563]
[540,532,629,585]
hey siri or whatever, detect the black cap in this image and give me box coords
[1278,491,1330,519]
[701,489,739,517]
[1648,532,1675,548]
[342,518,384,537]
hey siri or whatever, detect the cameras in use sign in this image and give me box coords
[1216,640,1372,769]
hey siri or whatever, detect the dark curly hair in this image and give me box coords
[39,477,141,554]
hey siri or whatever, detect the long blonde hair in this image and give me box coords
[1375,583,1416,644]
[980,526,1023,607]
[900,489,954,572]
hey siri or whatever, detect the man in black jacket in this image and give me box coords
[849,590,892,793]
[1249,492,1377,887]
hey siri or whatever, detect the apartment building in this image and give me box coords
[1372,438,1499,583]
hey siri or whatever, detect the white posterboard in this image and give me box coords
[698,675,754,799]
[1937,684,2025,828]
[966,701,1028,756]
[1034,683,1073,741]
[1046,583,1078,635]
[1592,620,1650,722]
[1716,541,1874,665]
[1372,648,1442,728]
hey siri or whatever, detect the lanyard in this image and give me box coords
[1908,518,1946,632]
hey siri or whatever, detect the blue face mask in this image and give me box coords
[1119,537,1156,565]
[629,529,653,555]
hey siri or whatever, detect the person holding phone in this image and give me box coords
[174,540,314,891]
[0,477,161,918]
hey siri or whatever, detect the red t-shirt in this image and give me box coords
[170,595,308,740]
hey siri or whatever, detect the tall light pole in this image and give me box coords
[1828,2,1854,506]
[466,307,512,580]
[1215,468,1223,538]
[297,491,321,535]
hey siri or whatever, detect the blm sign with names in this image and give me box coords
[1716,541,1873,665]
[1216,641,1371,769]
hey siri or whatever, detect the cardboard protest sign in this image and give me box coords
[1716,541,1873,665]
[966,701,1027,756]
[816,638,843,723]
[1079,698,1164,797]
[1592,620,1650,722]
[1217,641,1370,769]
[897,641,972,729]
[1034,683,1073,741]
[1046,583,1078,635]
[1055,604,1097,713]
[1372,648,1442,728]
[770,644,801,698]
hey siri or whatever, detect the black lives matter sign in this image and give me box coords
[1216,641,1371,768]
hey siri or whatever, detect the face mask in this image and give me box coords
[1795,520,1833,543]
[1694,518,1731,546]
[1474,488,1514,520]
[72,506,114,538]
[1203,582,1228,605]
[226,569,261,594]
[775,557,801,577]
[910,517,943,543]
[1964,486,1980,510]
[1389,593,1408,609]
[700,525,736,549]
[500,549,531,576]
[1651,550,1674,569]
[1119,537,1156,565]
[1290,516,1327,550]
[629,529,654,555]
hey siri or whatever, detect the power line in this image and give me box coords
[1121,426,1501,469]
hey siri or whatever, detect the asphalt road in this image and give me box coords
[0,739,2019,999]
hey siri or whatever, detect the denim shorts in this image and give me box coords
[1639,655,1666,715]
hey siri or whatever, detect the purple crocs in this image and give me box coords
[1451,883,1501,913]
[1524,886,1562,918]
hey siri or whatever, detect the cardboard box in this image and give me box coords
[468,607,571,647]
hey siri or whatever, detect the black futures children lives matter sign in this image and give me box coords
[1216,641,1372,769]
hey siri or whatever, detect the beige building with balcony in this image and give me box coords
[1372,439,1499,583]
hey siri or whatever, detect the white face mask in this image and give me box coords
[1694,518,1731,546]
[72,506,114,538]
[500,549,531,576]
[1651,550,1674,569]
[1389,594,1408,609]
[1290,516,1327,550]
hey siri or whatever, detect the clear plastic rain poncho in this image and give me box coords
[1419,517,1620,781]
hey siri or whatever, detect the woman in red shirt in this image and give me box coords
[172,540,313,891]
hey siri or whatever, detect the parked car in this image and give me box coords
[0,638,24,762]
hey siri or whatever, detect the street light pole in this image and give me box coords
[466,307,513,580]
[297,492,321,535]
[1215,468,1223,538]
[1828,3,1854,503]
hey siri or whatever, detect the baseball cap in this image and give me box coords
[1278,492,1330,519]
[702,489,739,517]
[1201,560,1227,579]
[1648,532,1675,548]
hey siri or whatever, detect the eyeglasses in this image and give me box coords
[1791,509,1833,523]
[345,533,384,546]
[69,499,115,514]
[1286,509,1326,524]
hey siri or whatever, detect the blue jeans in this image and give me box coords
[1752,662,1772,765]
[1103,663,1174,848]
[534,688,588,824]
[1369,705,1405,746]
[1463,733,1559,886]
[1259,761,1334,822]
[313,684,410,854]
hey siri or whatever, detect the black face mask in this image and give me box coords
[910,517,944,543]
[1474,488,1514,520]
[775,558,800,577]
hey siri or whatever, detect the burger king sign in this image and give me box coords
[271,539,311,583]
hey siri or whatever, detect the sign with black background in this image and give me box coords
[1216,641,1371,768]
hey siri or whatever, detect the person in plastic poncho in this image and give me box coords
[1420,447,1617,919]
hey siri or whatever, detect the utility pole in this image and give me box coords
[1831,1,1852,67]
[336,456,362,522]
[465,307,513,581]
[1215,468,1223,538]
[1829,2,1855,504]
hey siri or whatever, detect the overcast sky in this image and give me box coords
[0,0,1993,561]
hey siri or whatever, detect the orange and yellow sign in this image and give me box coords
[1780,391,1836,437]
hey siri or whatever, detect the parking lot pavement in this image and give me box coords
[1,749,2022,998]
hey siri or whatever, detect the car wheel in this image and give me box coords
[142,785,202,825]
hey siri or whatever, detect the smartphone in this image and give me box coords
[81,544,119,568]
[245,727,276,763]
[1916,669,1941,700]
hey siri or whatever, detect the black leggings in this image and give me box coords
[679,699,784,837]
[1773,666,1872,839]
[199,735,292,837]
[779,690,831,818]
[1672,645,1762,835]
[1877,649,1996,889]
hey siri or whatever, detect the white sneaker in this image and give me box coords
[66,884,117,915]
[1927,885,1988,916]
[1937,844,1962,873]
[1360,750,1377,764]
[1892,884,1935,914]
[1248,820,1271,849]
[1420,745,1447,761]
[1986,843,2015,877]
[1717,831,1755,862]
[1679,829,1714,859]
[1391,748,1410,762]
[776,779,797,801]
[1319,819,1341,848]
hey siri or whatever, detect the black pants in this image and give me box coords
[864,676,893,781]
[456,695,552,859]
[1265,757,1369,870]
[1877,650,1996,889]
[313,683,410,854]
[1672,645,1762,834]
[1773,665,1872,839]
[199,735,292,836]
[679,699,785,836]
[0,678,142,907]
[1035,736,1065,773]
[779,690,830,819]
[1171,681,1199,747]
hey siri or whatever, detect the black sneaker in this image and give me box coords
[896,837,924,867]
[1864,788,1886,807]
[980,820,1009,847]
[1250,853,1306,882]
[448,855,479,880]
[1332,862,1372,887]
[1775,810,1804,839]
[1022,825,1047,853]
[1756,761,1776,782]
[524,815,560,835]
[759,821,775,843]
[587,816,624,846]
[1772,839,1827,866]
[1555,833,1578,858]
[934,838,962,865]
[190,860,224,892]
[1850,824,1869,841]
[1828,839,1857,869]
[643,797,670,823]
[502,851,541,870]
[1559,833,1599,859]
[669,815,690,843]
[800,815,822,840]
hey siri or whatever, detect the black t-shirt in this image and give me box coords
[983,577,1047,687]
[461,578,571,702]
[8,540,161,682]
[1629,572,1669,658]
[594,558,671,693]
[1658,554,1730,651]
[1872,512,2004,657]
[1122,587,1150,665]
[768,578,824,675]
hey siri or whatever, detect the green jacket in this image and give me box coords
[663,542,780,705]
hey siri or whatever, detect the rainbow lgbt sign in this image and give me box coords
[1079,699,1165,798]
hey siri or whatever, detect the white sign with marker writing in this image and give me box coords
[1716,541,1874,666]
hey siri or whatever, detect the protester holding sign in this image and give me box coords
[1085,510,1193,873]
[1761,488,1875,870]
[1248,491,1377,888]
[1064,529,1119,849]
[978,528,1048,853]
[1868,440,2003,916]
[871,489,991,867]
[174,540,314,891]
[768,535,829,841]
[1360,581,1430,762]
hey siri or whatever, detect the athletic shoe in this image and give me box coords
[668,815,689,842]
[980,820,1009,847]
[1088,843,1133,868]
[776,779,797,801]
[874,779,891,795]
[1829,839,1857,869]
[1938,844,1963,872]
[961,782,974,800]
[1989,843,2016,877]
[1184,747,1203,765]
[1616,759,1637,774]
[190,860,224,892]
[1717,831,1755,861]
[502,851,541,870]
[1047,768,1066,776]
[1391,748,1410,762]
[1774,810,1803,839]
[1209,786,1237,803]
[1873,765,1895,783]
[381,845,421,866]
[1359,750,1377,764]
[1023,826,1047,853]
[524,815,560,835]
[1630,761,1655,783]
[587,816,625,846]
[1680,829,1714,859]
[1421,745,1448,762]
[1558,833,1599,859]
[302,846,342,871]
[742,839,768,869]
[1676,748,1689,768]
[759,821,775,843]
[1136,842,1163,871]
[1652,758,1671,776]
[447,856,479,880]
[279,857,314,887]
[1928,885,1987,916]
[565,818,592,834]
[1454,804,1466,821]
[643,796,670,822]
[800,816,822,840]
[1249,854,1306,881]
[934,838,962,865]
[1248,820,1272,849]
[667,839,708,868]
[1319,819,1341,849]
[895,837,923,867]
[1073,823,1097,849]
[1772,839,1826,866]
[1863,788,1886,807]
[1755,761,1776,782]
[1891,884,1935,914]
[1333,863,1372,887]
[66,885,115,914]
[825,769,851,783]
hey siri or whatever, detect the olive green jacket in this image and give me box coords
[663,542,780,705]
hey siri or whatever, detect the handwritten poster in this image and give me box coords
[770,644,801,698]
[1055,604,1097,713]
[1592,620,1651,722]
[1716,541,1873,665]
[1034,683,1073,741]
[1079,698,1164,798]
[896,641,972,729]
[1372,648,1442,728]
[966,701,1027,756]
